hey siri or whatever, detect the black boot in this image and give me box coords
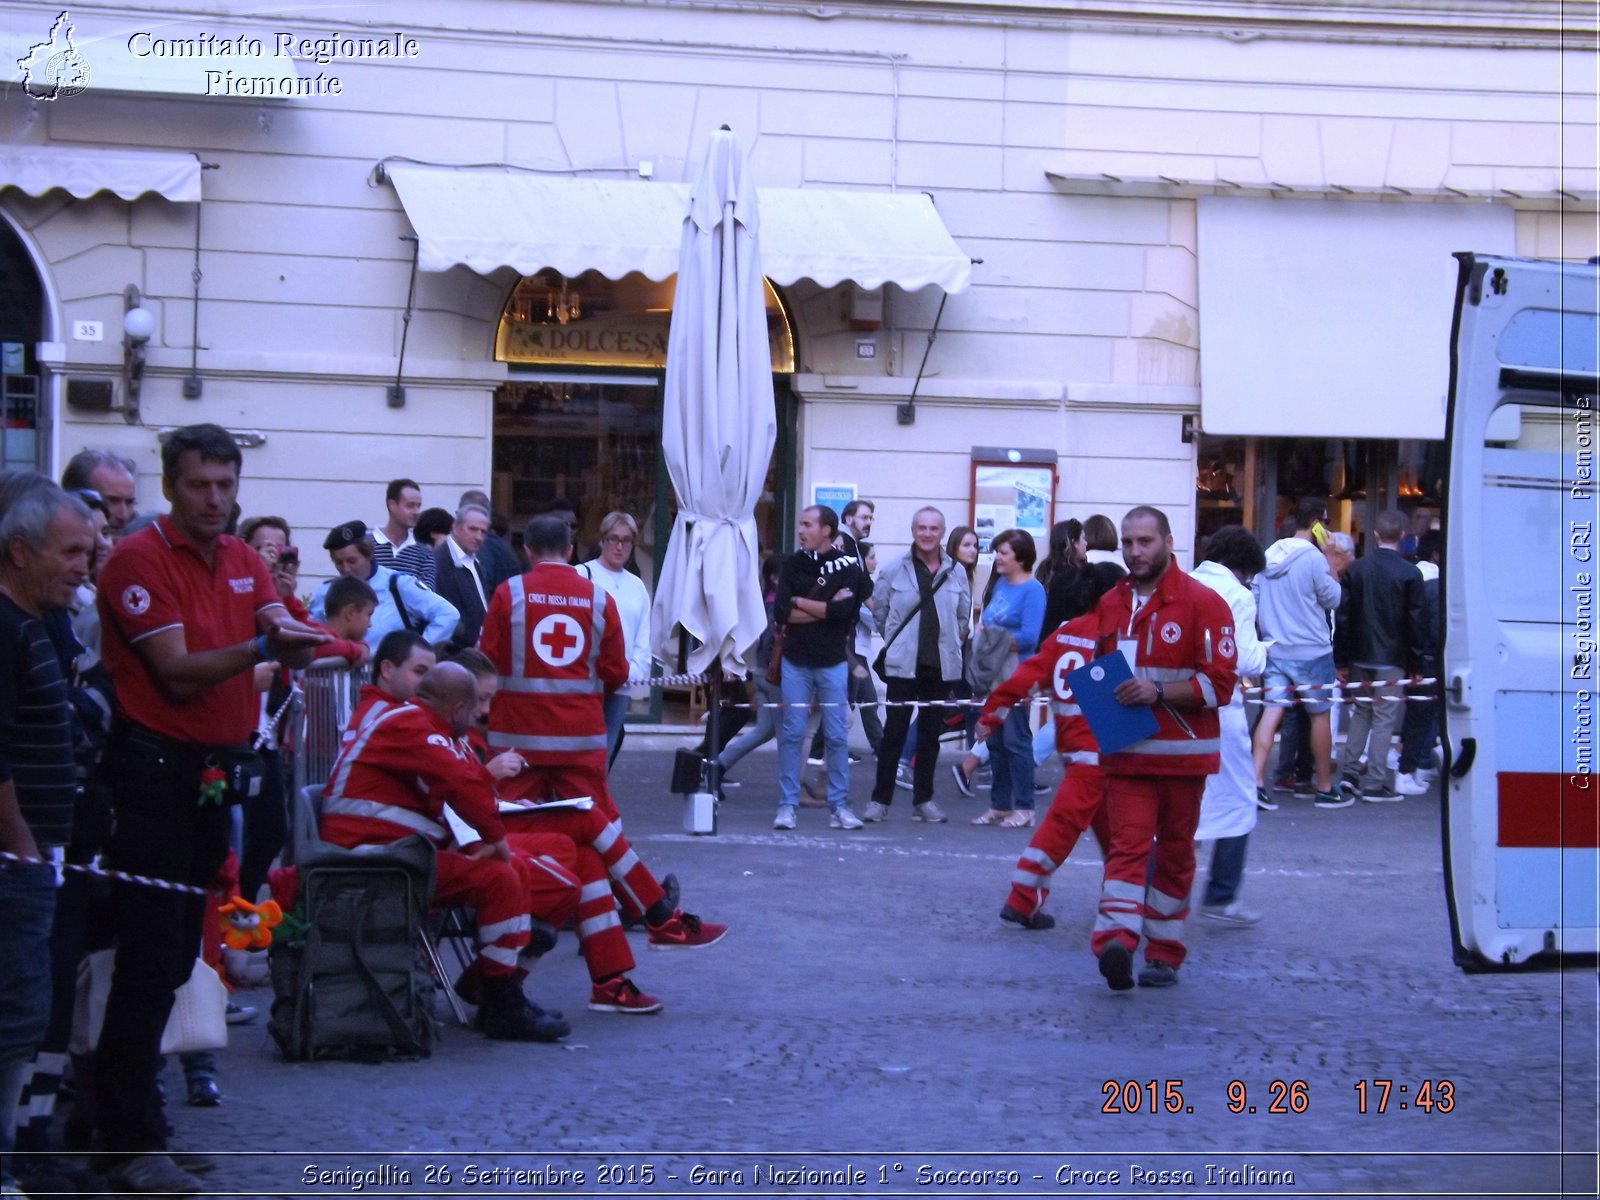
[476,977,570,1042]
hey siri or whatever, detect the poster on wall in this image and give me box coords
[812,483,856,515]
[969,450,1058,555]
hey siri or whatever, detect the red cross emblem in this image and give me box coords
[532,613,584,667]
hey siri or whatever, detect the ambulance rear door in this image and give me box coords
[1442,252,1599,969]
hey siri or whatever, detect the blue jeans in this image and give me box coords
[989,704,1037,811]
[1205,834,1249,906]
[719,679,781,773]
[0,859,57,1160]
[1398,690,1439,774]
[972,718,1055,768]
[602,692,629,762]
[778,660,849,811]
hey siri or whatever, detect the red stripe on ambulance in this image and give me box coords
[1496,772,1600,849]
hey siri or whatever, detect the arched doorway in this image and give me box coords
[490,268,797,581]
[0,218,47,473]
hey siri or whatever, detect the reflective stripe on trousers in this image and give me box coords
[489,732,609,753]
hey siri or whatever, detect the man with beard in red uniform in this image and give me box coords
[975,563,1126,931]
[480,514,727,951]
[1089,506,1237,991]
[345,629,435,736]
[320,662,574,1041]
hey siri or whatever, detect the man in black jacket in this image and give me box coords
[459,490,522,594]
[1334,510,1430,801]
[773,505,865,831]
[431,503,492,649]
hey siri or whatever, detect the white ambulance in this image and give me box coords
[1444,252,1600,968]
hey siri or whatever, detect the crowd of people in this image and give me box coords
[0,428,720,1196]
[709,493,1438,975]
[0,428,1440,1196]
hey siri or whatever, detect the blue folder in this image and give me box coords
[1065,653,1160,755]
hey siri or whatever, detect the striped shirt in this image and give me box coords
[0,595,77,847]
[370,528,431,583]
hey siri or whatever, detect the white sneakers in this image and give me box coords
[772,806,797,830]
[1394,771,1431,795]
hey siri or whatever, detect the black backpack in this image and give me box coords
[269,836,438,1061]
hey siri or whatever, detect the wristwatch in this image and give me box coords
[1154,682,1165,703]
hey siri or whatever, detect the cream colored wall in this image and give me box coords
[1515,211,1600,260]
[0,0,1589,582]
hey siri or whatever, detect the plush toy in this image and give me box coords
[218,895,284,951]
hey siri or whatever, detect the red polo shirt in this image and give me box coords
[98,514,282,745]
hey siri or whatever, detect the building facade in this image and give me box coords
[1,0,1595,587]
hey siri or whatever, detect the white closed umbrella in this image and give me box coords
[651,126,776,677]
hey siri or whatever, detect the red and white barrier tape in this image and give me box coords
[629,675,1441,712]
[0,849,209,896]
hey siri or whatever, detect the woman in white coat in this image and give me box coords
[1190,526,1269,926]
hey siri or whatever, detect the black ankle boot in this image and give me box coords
[477,977,570,1043]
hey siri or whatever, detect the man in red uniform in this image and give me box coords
[93,425,328,1194]
[320,661,575,1042]
[345,629,435,738]
[976,565,1125,931]
[480,515,727,951]
[1089,506,1237,991]
[450,650,677,1013]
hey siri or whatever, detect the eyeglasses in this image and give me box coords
[602,535,635,547]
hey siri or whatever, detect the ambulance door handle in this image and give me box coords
[1450,738,1476,779]
[1447,670,1469,707]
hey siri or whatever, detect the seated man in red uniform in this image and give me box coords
[479,514,727,952]
[450,649,698,1013]
[319,661,575,1041]
[345,629,436,738]
[975,563,1126,931]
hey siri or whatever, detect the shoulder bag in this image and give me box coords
[872,568,950,684]
[964,622,1018,696]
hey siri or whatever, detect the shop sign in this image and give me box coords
[497,311,793,371]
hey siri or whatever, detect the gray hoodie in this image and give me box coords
[1252,537,1341,659]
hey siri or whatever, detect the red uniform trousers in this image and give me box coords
[1005,765,1112,921]
[434,845,579,978]
[501,754,619,823]
[1090,775,1205,969]
[503,805,665,982]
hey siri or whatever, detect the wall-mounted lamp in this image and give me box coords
[122,285,155,425]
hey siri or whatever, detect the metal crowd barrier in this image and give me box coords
[292,659,365,796]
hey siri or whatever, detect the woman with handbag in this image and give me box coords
[969,529,1045,827]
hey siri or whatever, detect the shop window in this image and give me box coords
[1194,434,1247,558]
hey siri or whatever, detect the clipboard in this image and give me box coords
[443,797,596,846]
[1065,653,1160,755]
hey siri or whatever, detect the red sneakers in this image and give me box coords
[646,910,729,951]
[587,976,663,1014]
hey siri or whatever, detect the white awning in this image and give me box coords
[384,165,971,293]
[0,145,202,203]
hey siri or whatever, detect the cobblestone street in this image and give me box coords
[156,748,1594,1198]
